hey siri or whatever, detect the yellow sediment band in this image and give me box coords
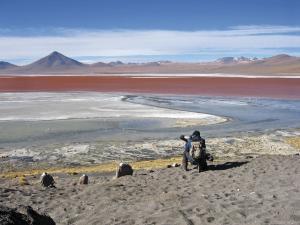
[0,156,184,179]
[285,136,300,150]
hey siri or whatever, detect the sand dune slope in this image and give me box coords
[1,155,300,225]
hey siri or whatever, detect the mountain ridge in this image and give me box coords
[0,52,299,75]
[0,61,17,69]
[23,51,84,71]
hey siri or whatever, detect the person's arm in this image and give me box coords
[201,139,206,149]
[180,135,188,143]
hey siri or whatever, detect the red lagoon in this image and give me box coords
[0,75,300,99]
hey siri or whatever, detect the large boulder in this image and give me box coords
[40,173,55,188]
[79,174,88,185]
[115,163,133,178]
[0,205,56,225]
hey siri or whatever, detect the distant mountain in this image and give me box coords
[216,57,235,64]
[156,60,172,64]
[217,56,258,64]
[140,62,161,66]
[257,54,298,65]
[0,53,299,75]
[108,61,124,66]
[24,51,84,70]
[266,54,294,61]
[0,61,17,69]
[213,54,300,74]
[90,62,111,67]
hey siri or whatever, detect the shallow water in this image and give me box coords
[0,92,223,147]
[0,92,299,167]
[126,95,300,137]
[1,92,300,147]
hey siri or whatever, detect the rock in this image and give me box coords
[172,163,180,167]
[79,174,88,185]
[25,206,56,225]
[40,172,55,188]
[0,205,56,225]
[166,164,172,168]
[295,153,300,156]
[116,163,133,178]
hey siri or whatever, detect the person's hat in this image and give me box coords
[192,130,200,137]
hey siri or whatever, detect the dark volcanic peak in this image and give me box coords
[27,51,84,69]
[0,61,17,69]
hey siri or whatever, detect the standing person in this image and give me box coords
[180,130,207,171]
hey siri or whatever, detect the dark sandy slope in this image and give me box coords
[1,155,300,225]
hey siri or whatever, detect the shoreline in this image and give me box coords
[0,92,299,172]
[1,131,299,179]
[0,155,183,179]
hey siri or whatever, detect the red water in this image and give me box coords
[0,76,300,99]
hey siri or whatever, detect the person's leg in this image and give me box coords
[185,151,195,164]
[182,152,188,171]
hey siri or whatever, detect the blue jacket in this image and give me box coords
[184,136,206,153]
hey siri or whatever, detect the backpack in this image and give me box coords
[190,140,206,160]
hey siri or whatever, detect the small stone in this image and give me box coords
[116,163,133,178]
[68,172,78,175]
[207,216,215,223]
[40,172,55,188]
[166,164,172,168]
[172,163,180,167]
[79,174,88,185]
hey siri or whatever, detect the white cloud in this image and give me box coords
[0,26,300,64]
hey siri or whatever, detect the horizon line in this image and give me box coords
[0,51,299,66]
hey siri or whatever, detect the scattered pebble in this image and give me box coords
[79,174,89,185]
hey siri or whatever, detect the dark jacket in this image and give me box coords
[180,135,206,153]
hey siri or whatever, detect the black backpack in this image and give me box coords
[190,140,206,160]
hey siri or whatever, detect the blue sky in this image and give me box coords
[0,0,300,64]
